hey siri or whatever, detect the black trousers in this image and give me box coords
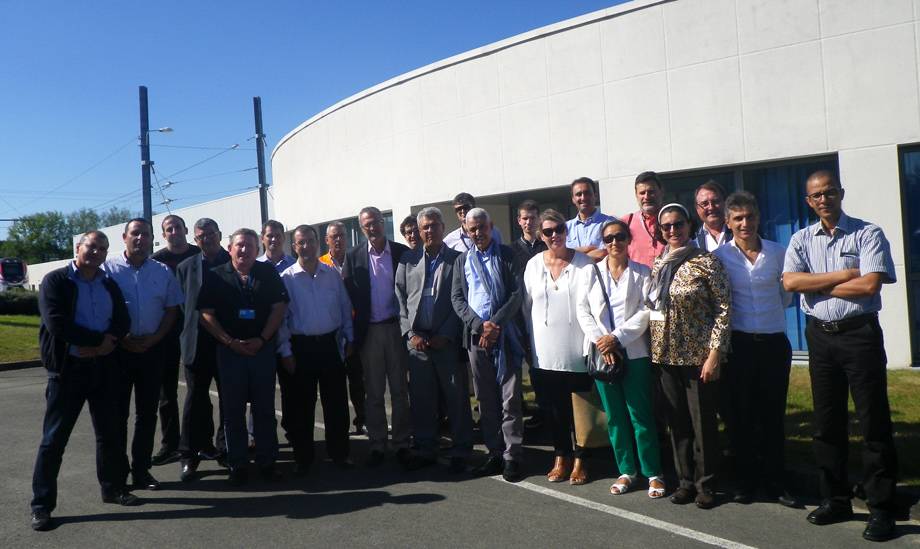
[157,331,182,452]
[540,369,594,458]
[179,334,226,464]
[659,363,720,493]
[725,331,791,491]
[276,354,294,437]
[345,349,366,427]
[805,316,897,514]
[288,332,350,463]
[118,345,165,479]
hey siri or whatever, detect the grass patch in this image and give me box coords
[0,315,40,362]
[785,365,920,486]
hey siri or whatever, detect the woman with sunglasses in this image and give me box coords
[646,203,731,510]
[523,209,594,484]
[576,219,664,498]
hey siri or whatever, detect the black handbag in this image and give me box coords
[585,263,628,384]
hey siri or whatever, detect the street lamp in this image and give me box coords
[139,86,172,221]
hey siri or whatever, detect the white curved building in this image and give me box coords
[271,0,920,367]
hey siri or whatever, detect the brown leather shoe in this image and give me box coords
[695,491,716,509]
[669,487,696,505]
[569,458,587,485]
[547,456,572,482]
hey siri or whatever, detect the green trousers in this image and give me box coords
[595,356,661,478]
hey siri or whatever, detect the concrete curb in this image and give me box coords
[0,359,41,372]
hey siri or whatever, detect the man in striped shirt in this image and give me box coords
[782,170,898,542]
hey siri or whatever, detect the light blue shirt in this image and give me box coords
[68,262,113,357]
[463,246,498,321]
[444,226,502,253]
[104,254,185,336]
[783,213,895,322]
[566,209,614,248]
[257,253,296,274]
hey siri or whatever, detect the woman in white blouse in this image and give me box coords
[576,219,665,498]
[523,209,593,484]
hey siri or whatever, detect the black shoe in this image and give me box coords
[353,424,369,437]
[807,500,854,526]
[102,488,140,506]
[863,513,896,542]
[216,453,230,469]
[396,447,412,466]
[404,456,436,472]
[30,509,51,531]
[151,448,181,466]
[293,461,311,476]
[524,410,546,429]
[198,446,220,461]
[502,459,522,482]
[228,467,248,486]
[259,465,282,482]
[695,491,716,509]
[733,487,754,504]
[775,491,801,509]
[669,487,696,505]
[180,461,199,482]
[365,450,384,467]
[472,456,503,477]
[448,457,467,474]
[132,471,161,491]
[332,457,355,470]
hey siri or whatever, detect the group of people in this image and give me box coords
[29,170,900,542]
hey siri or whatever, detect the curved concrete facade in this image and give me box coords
[272,0,920,366]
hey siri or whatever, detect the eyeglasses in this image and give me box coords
[454,204,472,214]
[402,228,420,236]
[541,225,566,237]
[697,199,724,209]
[806,189,840,201]
[293,240,316,247]
[602,233,628,244]
[660,220,687,232]
[195,230,219,241]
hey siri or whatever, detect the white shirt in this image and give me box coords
[523,251,592,372]
[713,238,791,334]
[277,260,354,357]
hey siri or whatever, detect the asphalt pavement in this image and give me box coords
[2,366,919,548]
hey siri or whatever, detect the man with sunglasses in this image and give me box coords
[175,218,231,480]
[443,192,503,253]
[783,170,898,542]
[694,180,732,251]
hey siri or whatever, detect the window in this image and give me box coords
[899,145,920,364]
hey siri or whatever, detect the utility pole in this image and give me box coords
[139,86,152,221]
[253,97,269,225]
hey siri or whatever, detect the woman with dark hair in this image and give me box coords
[577,219,664,498]
[646,203,731,510]
[523,209,594,485]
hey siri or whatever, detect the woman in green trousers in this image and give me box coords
[576,219,664,498]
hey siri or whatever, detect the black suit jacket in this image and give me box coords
[343,239,409,349]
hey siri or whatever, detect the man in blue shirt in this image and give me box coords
[565,177,612,261]
[105,218,184,493]
[30,231,137,532]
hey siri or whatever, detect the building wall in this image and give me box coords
[270,0,919,366]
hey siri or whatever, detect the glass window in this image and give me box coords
[899,145,920,363]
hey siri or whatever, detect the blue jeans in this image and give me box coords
[32,356,123,512]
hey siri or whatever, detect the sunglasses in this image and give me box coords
[542,224,566,237]
[454,204,473,213]
[660,220,687,232]
[602,233,628,244]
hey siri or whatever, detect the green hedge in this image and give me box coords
[0,289,40,316]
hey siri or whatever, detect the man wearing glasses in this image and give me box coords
[694,180,732,251]
[343,207,411,466]
[399,215,422,250]
[783,170,898,542]
[444,192,503,253]
[175,218,231,480]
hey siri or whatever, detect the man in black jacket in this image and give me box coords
[30,231,138,532]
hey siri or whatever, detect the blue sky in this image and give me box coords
[0,0,629,239]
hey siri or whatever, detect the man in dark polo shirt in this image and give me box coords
[197,228,289,485]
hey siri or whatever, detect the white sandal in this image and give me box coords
[648,475,666,499]
[610,473,636,495]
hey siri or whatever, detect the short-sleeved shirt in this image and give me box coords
[197,260,290,340]
[151,245,201,274]
[782,213,895,322]
[566,209,615,248]
[104,254,185,336]
[257,253,296,274]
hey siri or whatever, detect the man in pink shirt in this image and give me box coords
[625,171,666,267]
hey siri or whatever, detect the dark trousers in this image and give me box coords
[179,334,226,464]
[32,356,123,512]
[659,363,720,493]
[218,343,278,470]
[725,331,791,491]
[118,345,165,479]
[288,333,351,463]
[275,354,294,437]
[157,332,181,452]
[539,369,593,458]
[408,342,474,460]
[345,349,366,426]
[805,317,897,514]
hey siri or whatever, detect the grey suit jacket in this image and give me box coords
[175,251,229,365]
[395,245,462,345]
